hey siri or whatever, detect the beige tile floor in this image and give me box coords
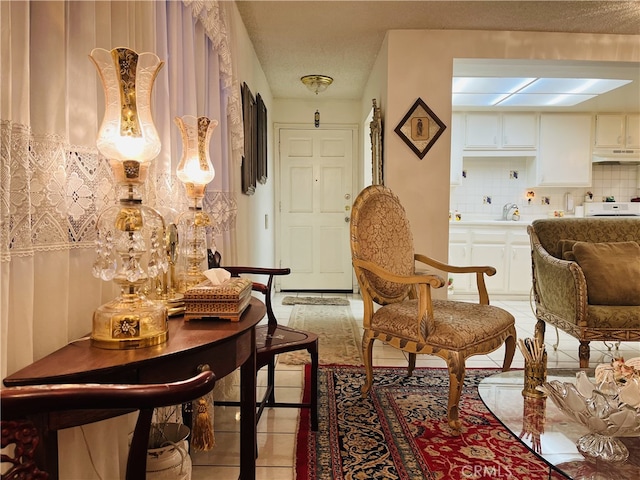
[191,292,639,480]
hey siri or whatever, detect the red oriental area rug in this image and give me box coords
[296,365,564,480]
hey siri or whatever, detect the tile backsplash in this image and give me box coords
[450,158,640,218]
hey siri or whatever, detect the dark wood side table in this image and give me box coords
[3,297,266,480]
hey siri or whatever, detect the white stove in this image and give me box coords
[584,202,640,217]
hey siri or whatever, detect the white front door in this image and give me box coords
[278,127,355,291]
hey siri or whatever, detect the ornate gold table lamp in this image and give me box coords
[89,47,169,349]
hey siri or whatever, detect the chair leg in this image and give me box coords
[502,328,517,371]
[579,341,590,368]
[361,330,375,396]
[309,343,319,431]
[446,352,465,434]
[534,319,545,347]
[407,353,416,377]
[126,407,153,479]
[266,358,276,405]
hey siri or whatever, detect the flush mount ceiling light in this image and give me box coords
[301,75,333,94]
[452,77,631,107]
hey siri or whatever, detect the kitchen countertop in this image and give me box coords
[449,215,576,226]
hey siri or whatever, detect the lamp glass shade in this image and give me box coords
[175,116,218,193]
[90,47,164,165]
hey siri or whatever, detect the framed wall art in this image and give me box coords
[394,97,446,160]
[241,82,256,195]
[256,93,267,184]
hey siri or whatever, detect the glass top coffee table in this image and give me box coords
[478,369,640,480]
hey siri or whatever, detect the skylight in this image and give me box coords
[452,77,631,107]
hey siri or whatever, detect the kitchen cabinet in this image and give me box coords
[448,223,532,298]
[448,228,473,293]
[463,113,537,152]
[595,114,640,149]
[507,231,533,294]
[528,113,592,187]
[464,113,500,149]
[502,113,538,148]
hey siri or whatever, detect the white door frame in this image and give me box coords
[274,122,359,292]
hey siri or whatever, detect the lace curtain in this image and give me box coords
[1,1,242,475]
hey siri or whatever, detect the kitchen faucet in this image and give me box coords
[502,203,519,221]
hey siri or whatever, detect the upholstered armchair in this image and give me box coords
[350,185,517,433]
[528,217,640,367]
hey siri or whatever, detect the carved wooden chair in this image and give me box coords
[208,257,318,431]
[1,371,216,479]
[350,185,516,433]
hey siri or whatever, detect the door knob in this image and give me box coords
[345,216,350,223]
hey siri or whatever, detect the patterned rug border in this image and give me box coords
[282,296,350,306]
[296,365,554,480]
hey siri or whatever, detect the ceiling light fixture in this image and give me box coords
[452,77,632,108]
[301,75,333,94]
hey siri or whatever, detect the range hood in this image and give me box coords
[592,149,640,165]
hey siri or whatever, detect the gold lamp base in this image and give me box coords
[91,294,168,349]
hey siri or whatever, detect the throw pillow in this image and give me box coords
[572,241,640,306]
[558,239,578,261]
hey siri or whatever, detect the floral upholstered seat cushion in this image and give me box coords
[371,299,515,348]
[586,305,640,329]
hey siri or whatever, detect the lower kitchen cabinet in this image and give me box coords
[448,223,532,298]
[507,231,533,294]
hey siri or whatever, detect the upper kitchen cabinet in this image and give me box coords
[463,113,537,154]
[501,113,538,148]
[528,113,592,187]
[594,114,640,149]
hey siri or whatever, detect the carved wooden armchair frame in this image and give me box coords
[350,185,516,432]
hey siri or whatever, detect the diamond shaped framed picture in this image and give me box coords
[394,98,446,159]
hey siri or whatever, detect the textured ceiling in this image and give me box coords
[236,1,640,101]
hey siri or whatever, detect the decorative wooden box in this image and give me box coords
[183,277,253,322]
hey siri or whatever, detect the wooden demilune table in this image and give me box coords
[3,297,267,480]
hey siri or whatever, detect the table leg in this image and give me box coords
[239,328,257,480]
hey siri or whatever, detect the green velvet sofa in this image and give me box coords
[528,217,640,367]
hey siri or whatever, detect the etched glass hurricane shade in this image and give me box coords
[89,47,163,170]
[175,115,218,198]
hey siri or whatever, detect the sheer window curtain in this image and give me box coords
[1,0,242,475]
